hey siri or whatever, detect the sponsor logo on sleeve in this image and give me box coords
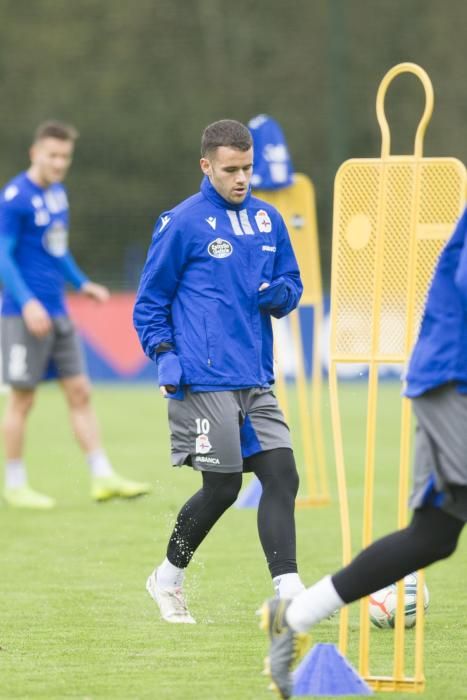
[255,209,272,233]
[4,185,19,202]
[159,215,171,233]
[208,238,233,258]
[262,245,276,253]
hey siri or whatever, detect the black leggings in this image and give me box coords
[166,447,299,578]
[332,506,464,604]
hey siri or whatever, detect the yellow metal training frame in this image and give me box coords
[329,63,466,691]
[254,173,329,506]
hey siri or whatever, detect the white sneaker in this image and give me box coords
[146,569,196,624]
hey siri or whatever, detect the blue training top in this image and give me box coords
[134,176,303,391]
[0,171,88,317]
[405,208,467,397]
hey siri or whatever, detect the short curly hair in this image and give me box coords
[201,119,252,157]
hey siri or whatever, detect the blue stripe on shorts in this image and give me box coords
[240,415,262,458]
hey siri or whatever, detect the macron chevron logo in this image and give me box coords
[206,216,217,230]
[159,215,171,232]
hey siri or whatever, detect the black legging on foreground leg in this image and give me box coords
[332,505,464,604]
[167,447,299,576]
[246,447,299,578]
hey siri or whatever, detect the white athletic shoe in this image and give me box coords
[146,569,196,624]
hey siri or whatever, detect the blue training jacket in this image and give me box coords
[405,208,467,397]
[133,177,303,390]
[0,171,88,316]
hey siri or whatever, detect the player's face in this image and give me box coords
[200,146,253,204]
[29,137,74,187]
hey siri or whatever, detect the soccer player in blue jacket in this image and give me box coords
[261,210,467,698]
[0,120,150,508]
[134,119,305,623]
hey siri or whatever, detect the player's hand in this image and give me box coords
[81,281,110,303]
[22,299,52,337]
[258,277,289,312]
[156,351,182,391]
[160,385,177,397]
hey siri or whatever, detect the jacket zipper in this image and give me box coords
[248,247,262,380]
[203,317,212,366]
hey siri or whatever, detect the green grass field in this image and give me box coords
[1,383,466,700]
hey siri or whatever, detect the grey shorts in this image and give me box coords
[1,315,85,389]
[410,383,467,521]
[168,387,292,472]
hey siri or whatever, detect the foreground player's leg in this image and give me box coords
[147,471,242,623]
[248,448,305,598]
[331,505,463,605]
[60,374,151,501]
[262,506,464,697]
[2,388,55,508]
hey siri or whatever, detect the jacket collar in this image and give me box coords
[200,176,251,211]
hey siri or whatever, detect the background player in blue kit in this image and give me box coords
[134,119,305,624]
[0,120,150,508]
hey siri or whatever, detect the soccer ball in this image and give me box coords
[368,573,429,629]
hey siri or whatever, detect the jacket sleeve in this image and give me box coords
[0,235,35,308]
[55,251,89,289]
[258,214,303,318]
[0,193,35,308]
[133,215,190,359]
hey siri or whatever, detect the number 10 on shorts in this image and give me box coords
[195,418,211,454]
[195,418,210,434]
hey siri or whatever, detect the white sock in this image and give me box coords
[87,449,114,478]
[156,558,185,589]
[273,573,306,598]
[5,459,27,489]
[286,575,345,632]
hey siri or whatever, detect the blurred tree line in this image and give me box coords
[0,0,465,289]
